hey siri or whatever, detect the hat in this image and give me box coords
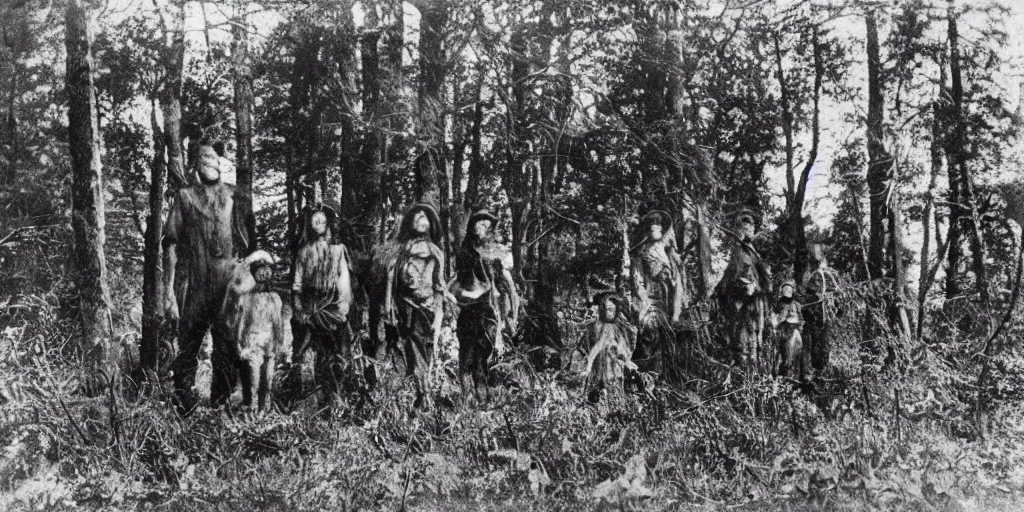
[591,291,625,308]
[467,209,499,227]
[398,202,442,244]
[640,210,673,231]
[734,208,757,228]
[246,250,276,272]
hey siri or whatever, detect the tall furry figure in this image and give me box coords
[223,250,286,410]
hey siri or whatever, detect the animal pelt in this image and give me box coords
[222,253,287,410]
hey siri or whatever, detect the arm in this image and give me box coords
[499,263,519,328]
[162,192,183,321]
[291,248,305,319]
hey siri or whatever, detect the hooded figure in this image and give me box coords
[382,203,446,408]
[629,210,687,379]
[714,209,772,372]
[163,143,256,414]
[771,279,804,380]
[583,292,637,403]
[222,250,286,410]
[289,202,357,406]
[453,209,519,401]
[801,244,838,374]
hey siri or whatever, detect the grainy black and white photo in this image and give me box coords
[3,0,1024,509]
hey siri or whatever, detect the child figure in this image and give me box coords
[223,250,286,410]
[583,292,637,403]
[771,279,804,380]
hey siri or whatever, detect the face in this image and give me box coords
[780,284,794,299]
[648,222,664,242]
[254,266,272,283]
[197,159,220,183]
[413,210,431,234]
[601,299,618,322]
[473,219,492,240]
[310,212,327,236]
[739,219,755,240]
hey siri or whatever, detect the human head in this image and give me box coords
[736,210,756,241]
[780,280,795,299]
[641,211,671,243]
[196,145,221,183]
[466,210,499,245]
[413,210,431,234]
[399,203,441,243]
[310,211,328,236]
[247,250,276,284]
[593,292,623,323]
[809,243,827,268]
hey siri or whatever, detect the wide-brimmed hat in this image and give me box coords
[246,250,276,272]
[467,209,499,227]
[734,208,758,228]
[591,291,625,309]
[640,210,673,231]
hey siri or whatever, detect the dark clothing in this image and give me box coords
[457,298,499,395]
[164,182,254,411]
[454,241,510,397]
[715,240,771,370]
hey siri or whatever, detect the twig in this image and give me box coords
[58,396,89,445]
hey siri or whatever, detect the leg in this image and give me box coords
[168,318,210,414]
[282,318,308,398]
[258,355,273,411]
[239,357,255,408]
[210,324,240,406]
[456,311,474,397]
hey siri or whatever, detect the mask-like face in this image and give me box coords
[311,212,328,236]
[197,158,220,183]
[413,210,431,234]
[601,299,618,322]
[473,219,492,240]
[649,223,664,242]
[780,284,794,299]
[739,219,755,240]
[254,266,273,284]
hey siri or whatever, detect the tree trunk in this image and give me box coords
[66,0,116,390]
[865,11,890,283]
[414,0,447,206]
[158,0,187,188]
[787,28,822,281]
[356,2,383,245]
[918,88,945,340]
[947,2,990,319]
[140,100,166,376]
[232,3,254,212]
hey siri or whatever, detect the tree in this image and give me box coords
[66,0,116,389]
[233,1,255,212]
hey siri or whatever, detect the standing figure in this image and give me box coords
[383,203,446,408]
[770,279,804,380]
[453,210,519,400]
[629,211,686,378]
[801,244,837,375]
[290,204,356,406]
[715,210,771,372]
[583,292,637,403]
[164,144,256,413]
[222,251,286,411]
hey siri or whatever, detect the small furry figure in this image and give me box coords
[583,292,637,403]
[770,279,804,380]
[223,250,286,410]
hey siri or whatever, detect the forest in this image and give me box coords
[3,0,1024,509]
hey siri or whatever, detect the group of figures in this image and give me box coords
[161,146,518,412]
[582,209,837,402]
[160,145,836,414]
